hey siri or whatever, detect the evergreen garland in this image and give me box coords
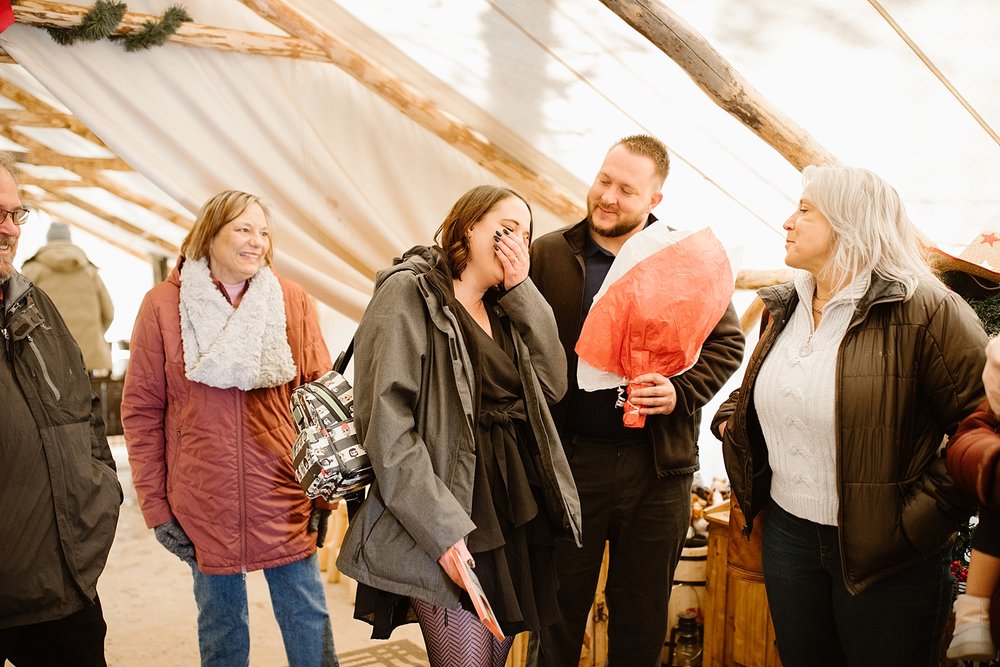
[121,5,192,52]
[45,1,191,51]
[48,0,126,46]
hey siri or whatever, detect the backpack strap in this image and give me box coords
[333,336,355,375]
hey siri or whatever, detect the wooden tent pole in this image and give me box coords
[237,0,584,221]
[598,0,840,171]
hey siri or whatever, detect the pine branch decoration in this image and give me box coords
[44,1,191,52]
[122,5,193,52]
[47,0,127,45]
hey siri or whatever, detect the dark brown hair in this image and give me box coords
[434,185,532,278]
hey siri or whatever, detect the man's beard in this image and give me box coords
[0,235,17,280]
[586,200,646,239]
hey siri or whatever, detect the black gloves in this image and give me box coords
[308,505,332,548]
[154,518,196,564]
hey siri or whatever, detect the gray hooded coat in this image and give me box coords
[337,246,582,609]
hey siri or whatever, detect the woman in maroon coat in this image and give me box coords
[122,190,338,667]
[947,336,1000,661]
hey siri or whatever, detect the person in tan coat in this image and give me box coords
[21,221,114,373]
[121,191,339,667]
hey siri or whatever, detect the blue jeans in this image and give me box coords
[761,501,952,667]
[190,553,338,667]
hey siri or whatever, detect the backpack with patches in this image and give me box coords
[290,339,373,502]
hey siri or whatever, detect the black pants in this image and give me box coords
[535,436,692,667]
[0,596,107,667]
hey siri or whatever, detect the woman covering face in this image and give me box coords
[713,166,988,666]
[336,184,582,665]
[121,190,339,666]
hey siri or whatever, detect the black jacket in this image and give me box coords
[713,276,985,594]
[529,217,745,476]
[0,271,121,627]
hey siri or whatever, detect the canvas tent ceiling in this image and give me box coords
[3,0,1000,323]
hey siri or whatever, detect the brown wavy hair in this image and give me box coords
[434,185,532,279]
[180,190,274,266]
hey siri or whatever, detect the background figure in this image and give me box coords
[528,134,744,667]
[946,336,1000,661]
[21,221,115,374]
[0,153,122,665]
[121,191,339,667]
[714,165,986,666]
[337,185,582,667]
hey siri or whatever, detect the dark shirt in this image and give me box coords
[563,233,633,441]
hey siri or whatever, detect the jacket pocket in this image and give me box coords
[40,421,121,595]
[901,486,957,555]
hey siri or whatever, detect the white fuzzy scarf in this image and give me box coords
[179,257,296,390]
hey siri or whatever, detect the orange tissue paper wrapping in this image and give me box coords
[575,226,737,427]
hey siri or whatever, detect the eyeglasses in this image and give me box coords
[0,207,29,225]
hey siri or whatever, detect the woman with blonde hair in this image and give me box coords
[337,184,582,667]
[713,166,987,665]
[122,190,338,666]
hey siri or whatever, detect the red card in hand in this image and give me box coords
[449,549,505,641]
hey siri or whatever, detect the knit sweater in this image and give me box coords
[753,271,869,525]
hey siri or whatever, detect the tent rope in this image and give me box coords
[868,0,1000,149]
[484,0,786,237]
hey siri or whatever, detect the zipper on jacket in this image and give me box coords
[1,327,8,360]
[834,292,899,594]
[736,309,787,534]
[27,334,61,402]
[236,394,248,572]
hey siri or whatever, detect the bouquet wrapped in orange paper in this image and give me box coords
[575,226,736,427]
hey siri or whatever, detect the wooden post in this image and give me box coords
[598,0,839,171]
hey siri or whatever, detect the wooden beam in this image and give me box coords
[23,198,152,261]
[17,176,83,189]
[1,123,132,171]
[13,0,330,61]
[735,268,792,290]
[78,170,194,230]
[0,78,107,148]
[598,0,840,170]
[41,189,178,255]
[238,0,585,221]
[739,296,765,335]
[13,148,130,172]
[20,169,193,230]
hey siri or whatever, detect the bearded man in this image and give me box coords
[528,134,744,666]
[0,152,121,666]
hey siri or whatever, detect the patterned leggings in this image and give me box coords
[410,597,514,667]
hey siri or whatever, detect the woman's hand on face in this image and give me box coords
[495,229,529,290]
[438,538,475,591]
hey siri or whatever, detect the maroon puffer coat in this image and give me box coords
[122,262,331,574]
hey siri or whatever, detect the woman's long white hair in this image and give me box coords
[803,165,934,299]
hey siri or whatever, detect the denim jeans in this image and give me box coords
[761,500,952,667]
[190,553,338,667]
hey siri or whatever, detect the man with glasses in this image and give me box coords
[0,152,121,666]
